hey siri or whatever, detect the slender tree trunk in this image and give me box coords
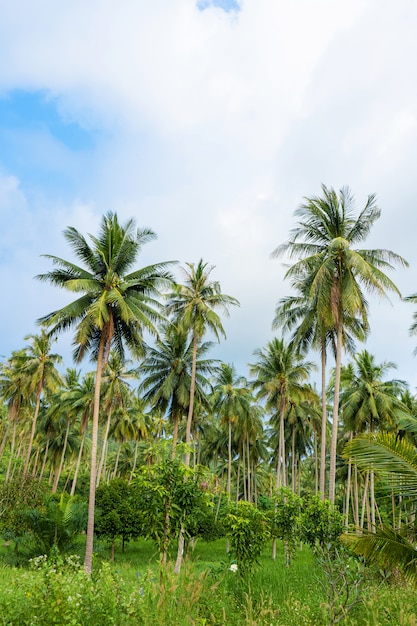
[319,344,327,498]
[360,471,369,530]
[84,334,106,574]
[129,440,140,482]
[24,381,43,476]
[291,427,296,493]
[112,443,122,479]
[242,443,247,501]
[71,431,85,496]
[279,393,287,488]
[97,410,112,487]
[0,416,12,459]
[5,422,17,482]
[314,425,318,496]
[52,420,70,494]
[171,413,179,458]
[329,319,343,503]
[345,453,352,528]
[175,331,197,574]
[246,435,251,503]
[38,431,50,482]
[370,468,376,530]
[185,332,197,468]
[227,417,232,502]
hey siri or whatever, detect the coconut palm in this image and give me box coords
[167,260,239,466]
[98,353,138,486]
[274,185,407,502]
[139,322,216,456]
[21,331,63,475]
[211,363,251,502]
[340,351,410,528]
[250,337,315,490]
[274,268,366,497]
[37,212,174,572]
[0,350,30,465]
[66,371,96,496]
[344,426,417,581]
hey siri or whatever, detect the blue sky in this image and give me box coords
[1,0,417,389]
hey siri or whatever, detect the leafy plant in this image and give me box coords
[225,501,270,581]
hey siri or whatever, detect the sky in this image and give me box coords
[1,0,417,390]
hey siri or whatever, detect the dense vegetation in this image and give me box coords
[1,187,417,623]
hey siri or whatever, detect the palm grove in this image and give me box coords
[1,186,417,578]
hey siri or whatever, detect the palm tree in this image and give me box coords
[68,371,96,496]
[167,260,239,466]
[37,212,174,573]
[344,426,417,580]
[0,350,29,465]
[340,350,409,527]
[98,353,137,486]
[274,270,366,497]
[250,337,315,490]
[21,331,63,475]
[274,185,407,502]
[212,363,252,502]
[139,322,216,456]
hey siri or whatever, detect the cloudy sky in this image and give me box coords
[1,0,416,389]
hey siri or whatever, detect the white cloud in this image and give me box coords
[0,0,416,386]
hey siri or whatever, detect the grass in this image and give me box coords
[0,537,417,624]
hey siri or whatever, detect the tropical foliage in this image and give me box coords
[0,191,416,597]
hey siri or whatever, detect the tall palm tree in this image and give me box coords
[98,352,137,485]
[167,260,239,466]
[211,363,252,502]
[139,322,215,456]
[340,350,409,527]
[274,185,407,502]
[0,350,29,464]
[274,270,366,497]
[344,424,417,580]
[21,331,63,475]
[250,337,315,489]
[68,371,96,496]
[37,212,174,573]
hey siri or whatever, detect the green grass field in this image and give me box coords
[0,537,417,625]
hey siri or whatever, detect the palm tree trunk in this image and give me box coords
[112,443,122,479]
[185,332,198,467]
[24,381,43,476]
[236,457,240,503]
[97,410,112,487]
[370,468,376,530]
[329,319,343,503]
[314,424,318,495]
[171,413,179,458]
[52,420,70,494]
[360,471,369,530]
[246,435,251,503]
[70,431,85,496]
[291,427,296,492]
[227,417,232,503]
[279,394,287,488]
[0,417,12,459]
[345,454,352,528]
[129,440,140,482]
[84,334,105,574]
[352,464,359,526]
[39,431,51,482]
[5,422,17,482]
[319,343,327,497]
